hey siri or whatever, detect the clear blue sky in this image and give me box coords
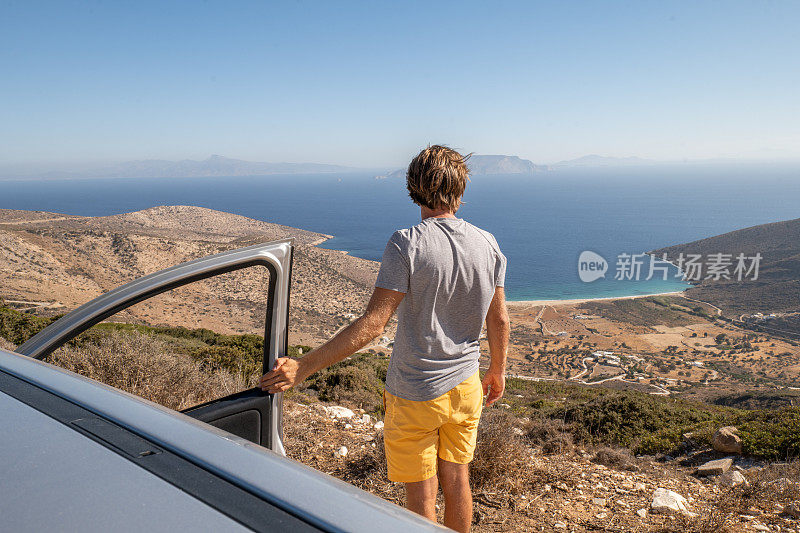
[1,1,799,168]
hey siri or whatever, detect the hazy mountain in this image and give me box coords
[14,155,359,179]
[374,154,547,179]
[552,154,654,168]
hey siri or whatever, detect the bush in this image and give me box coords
[0,306,54,346]
[48,330,244,410]
[592,446,638,471]
[525,417,573,454]
[302,353,387,415]
[470,408,530,493]
[739,408,800,459]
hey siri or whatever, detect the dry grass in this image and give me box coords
[525,416,574,455]
[47,331,246,410]
[696,461,800,533]
[591,446,640,471]
[470,408,534,494]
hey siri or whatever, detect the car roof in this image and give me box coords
[0,390,252,532]
[0,348,446,532]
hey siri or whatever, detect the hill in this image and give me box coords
[0,206,383,346]
[652,217,800,316]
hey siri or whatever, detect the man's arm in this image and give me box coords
[259,287,404,394]
[482,286,509,406]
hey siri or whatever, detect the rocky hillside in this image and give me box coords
[0,206,383,346]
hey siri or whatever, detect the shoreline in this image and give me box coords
[506,290,686,308]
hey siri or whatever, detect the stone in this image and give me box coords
[696,457,734,476]
[554,522,567,529]
[325,406,355,419]
[651,488,691,516]
[358,414,371,424]
[717,470,748,488]
[768,477,795,491]
[784,502,800,519]
[335,446,348,457]
[636,508,648,518]
[373,420,384,430]
[713,426,743,454]
[592,498,607,506]
[751,523,770,532]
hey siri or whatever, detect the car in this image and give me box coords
[1,239,446,532]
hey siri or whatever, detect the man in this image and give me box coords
[260,145,509,532]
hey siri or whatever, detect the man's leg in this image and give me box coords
[404,473,438,521]
[437,458,472,532]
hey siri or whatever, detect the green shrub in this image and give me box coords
[0,306,54,346]
[302,353,388,415]
[739,408,800,459]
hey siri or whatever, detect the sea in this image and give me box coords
[2,163,799,301]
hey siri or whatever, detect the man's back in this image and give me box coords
[376,216,506,401]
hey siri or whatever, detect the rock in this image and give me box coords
[636,508,647,519]
[373,420,384,430]
[713,426,743,454]
[592,498,607,506]
[651,488,691,516]
[325,406,355,419]
[311,404,329,415]
[751,523,770,532]
[717,470,748,488]
[498,403,511,409]
[768,477,795,491]
[555,482,569,491]
[335,446,348,457]
[554,522,567,529]
[344,423,353,429]
[359,414,371,424]
[783,502,800,519]
[696,457,734,476]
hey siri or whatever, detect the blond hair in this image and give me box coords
[406,145,470,212]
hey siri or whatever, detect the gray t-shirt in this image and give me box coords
[375,217,506,401]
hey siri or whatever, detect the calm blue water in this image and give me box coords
[2,163,799,301]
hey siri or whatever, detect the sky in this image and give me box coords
[1,1,799,169]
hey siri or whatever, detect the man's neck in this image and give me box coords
[420,206,457,220]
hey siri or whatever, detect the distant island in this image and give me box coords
[552,154,654,168]
[6,155,360,180]
[375,154,549,179]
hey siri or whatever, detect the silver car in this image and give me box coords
[1,239,445,532]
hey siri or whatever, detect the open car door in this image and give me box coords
[15,239,293,455]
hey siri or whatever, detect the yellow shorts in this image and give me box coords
[383,371,483,483]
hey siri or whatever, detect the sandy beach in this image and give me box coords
[506,290,686,308]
